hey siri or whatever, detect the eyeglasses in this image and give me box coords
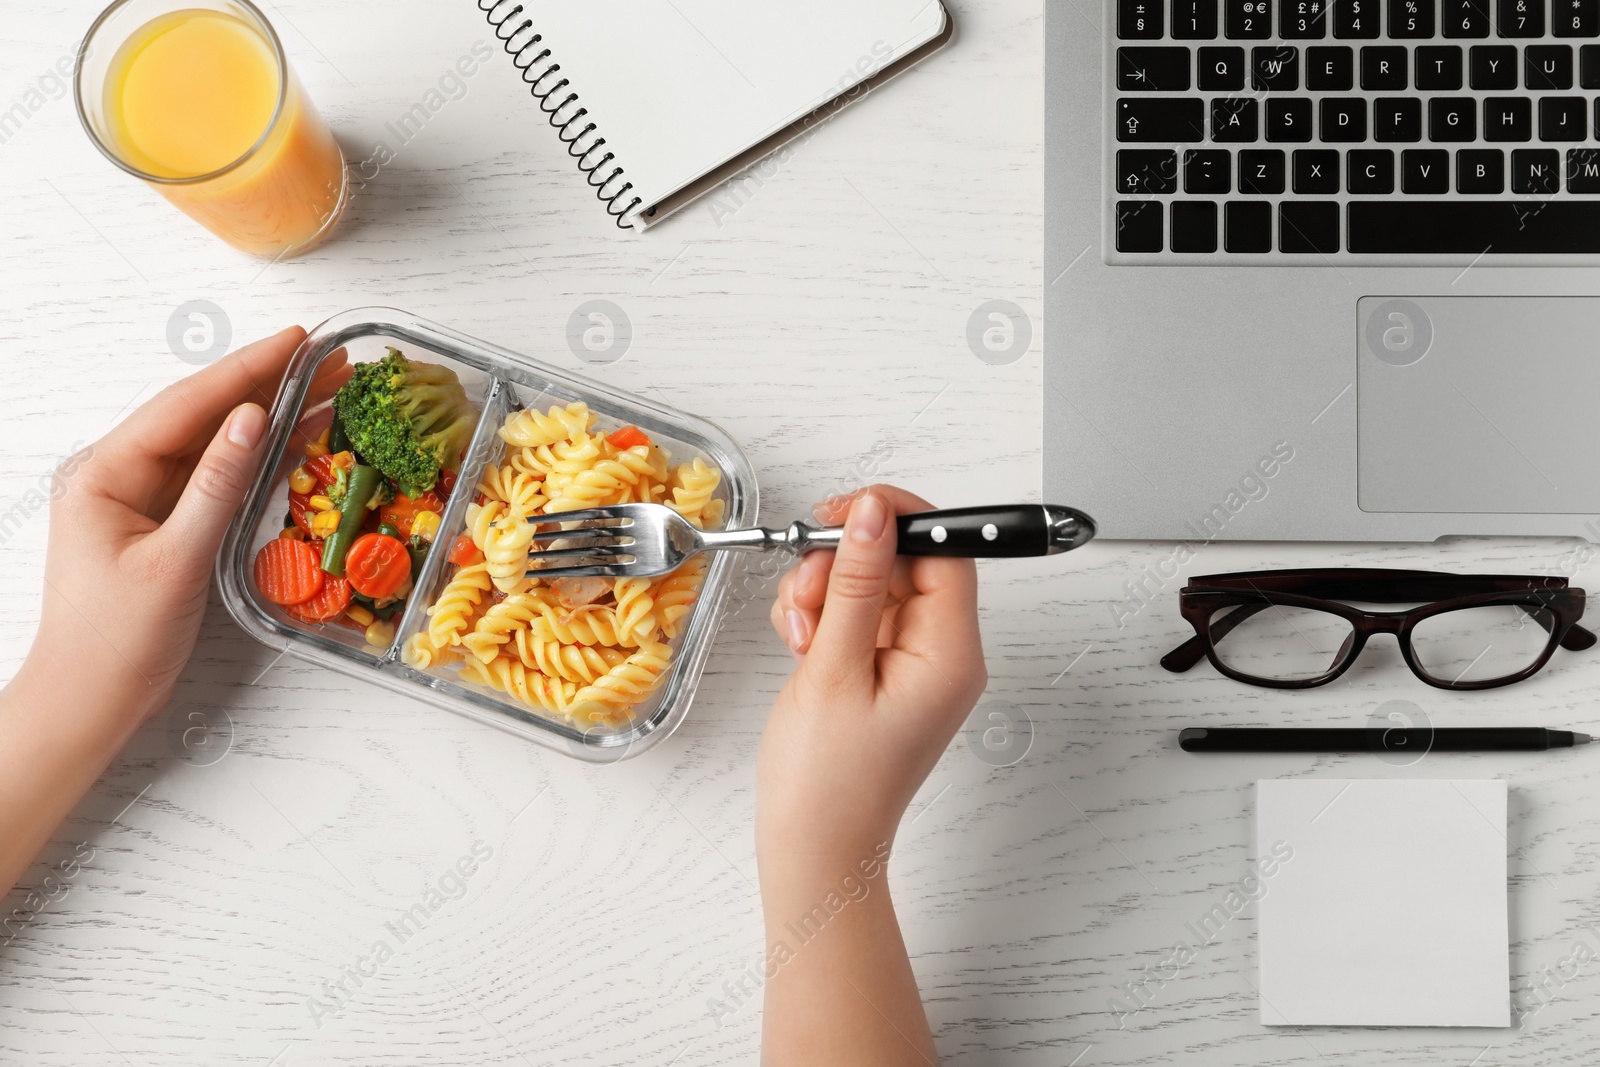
[1161,569,1596,690]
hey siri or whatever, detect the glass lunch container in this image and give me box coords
[216,308,758,762]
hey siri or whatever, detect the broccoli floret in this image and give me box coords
[327,465,351,507]
[332,348,477,497]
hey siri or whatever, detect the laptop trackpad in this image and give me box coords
[1358,296,1600,513]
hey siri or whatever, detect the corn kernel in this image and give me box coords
[330,450,356,471]
[412,510,442,543]
[304,439,330,459]
[310,510,341,538]
[308,495,334,512]
[279,526,306,541]
[288,466,317,495]
[365,620,395,647]
[345,604,375,627]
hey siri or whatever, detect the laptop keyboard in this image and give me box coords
[1109,0,1600,257]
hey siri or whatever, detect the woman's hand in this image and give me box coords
[0,326,348,896]
[28,326,348,725]
[757,484,988,868]
[755,485,986,1067]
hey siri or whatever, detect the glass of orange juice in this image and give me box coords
[74,0,348,259]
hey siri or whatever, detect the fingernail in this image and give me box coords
[228,404,266,449]
[812,495,844,522]
[786,610,808,651]
[847,492,888,543]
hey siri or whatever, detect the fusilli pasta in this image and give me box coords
[406,400,727,727]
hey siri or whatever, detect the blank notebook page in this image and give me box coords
[531,1,947,211]
[1257,779,1510,1027]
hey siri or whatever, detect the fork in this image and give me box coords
[521,503,1097,579]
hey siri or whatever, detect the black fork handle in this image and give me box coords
[804,504,1096,558]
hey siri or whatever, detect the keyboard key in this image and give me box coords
[1334,0,1381,35]
[1174,0,1220,36]
[1470,45,1519,86]
[1498,0,1545,35]
[1541,96,1588,138]
[1118,149,1181,193]
[1225,201,1273,250]
[1226,0,1274,35]
[1361,46,1409,88]
[1118,47,1194,89]
[1403,148,1452,191]
[1444,0,1493,35]
[1347,201,1600,251]
[1253,45,1301,88]
[1390,0,1438,36]
[1213,97,1261,139]
[1484,97,1533,139]
[1363,97,1414,143]
[1512,148,1561,191]
[1567,148,1600,190]
[1320,98,1367,140]
[1526,44,1575,86]
[1280,0,1330,36]
[1240,148,1288,190]
[1512,152,1557,192]
[1293,148,1341,190]
[1116,201,1164,251]
[1118,98,1206,140]
[1584,44,1600,85]
[1374,97,1424,140]
[1306,46,1354,87]
[1171,201,1220,251]
[1349,149,1396,191]
[1185,148,1234,191]
[1357,201,1600,252]
[1430,97,1478,138]
[1120,0,1165,37]
[1199,46,1248,87]
[1280,202,1339,252]
[1553,0,1600,35]
[1416,45,1465,87]
[1267,97,1315,139]
[1458,148,1507,190]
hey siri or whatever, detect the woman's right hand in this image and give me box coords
[756,484,988,869]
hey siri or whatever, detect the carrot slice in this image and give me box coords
[345,533,411,599]
[607,425,651,450]
[288,490,314,535]
[380,493,419,539]
[285,576,352,622]
[448,534,484,566]
[254,538,324,606]
[303,453,338,488]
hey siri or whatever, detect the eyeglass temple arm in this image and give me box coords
[1558,620,1597,650]
[1161,604,1271,672]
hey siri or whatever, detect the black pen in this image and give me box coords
[1178,727,1593,753]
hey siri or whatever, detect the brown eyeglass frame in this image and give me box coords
[1161,569,1596,691]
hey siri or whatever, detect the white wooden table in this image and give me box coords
[5,2,1600,1063]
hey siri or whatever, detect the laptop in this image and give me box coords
[1045,0,1600,541]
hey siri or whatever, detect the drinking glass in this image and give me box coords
[74,0,348,258]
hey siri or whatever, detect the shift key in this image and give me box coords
[1117,98,1206,141]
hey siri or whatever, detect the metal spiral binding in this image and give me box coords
[478,0,643,229]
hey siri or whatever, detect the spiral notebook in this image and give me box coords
[477,0,953,229]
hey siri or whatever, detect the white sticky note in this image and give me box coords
[1256,779,1509,1027]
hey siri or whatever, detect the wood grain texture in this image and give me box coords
[3,1,1600,1063]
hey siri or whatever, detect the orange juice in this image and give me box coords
[98,6,345,257]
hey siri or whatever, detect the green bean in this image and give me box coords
[320,464,382,577]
